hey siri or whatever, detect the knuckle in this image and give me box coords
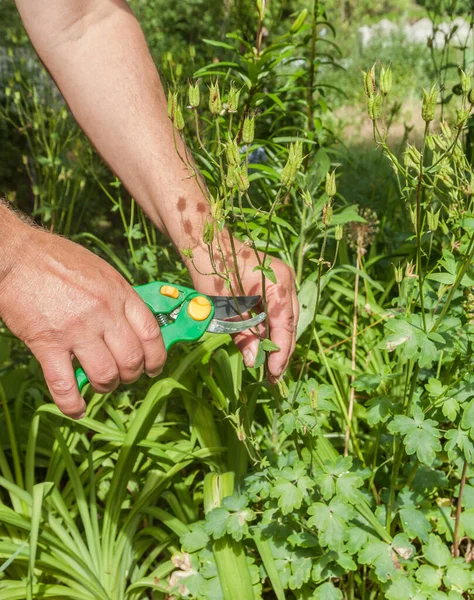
[140,319,162,345]
[93,368,119,388]
[48,377,76,398]
[121,350,144,372]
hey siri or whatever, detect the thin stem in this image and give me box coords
[453,460,468,558]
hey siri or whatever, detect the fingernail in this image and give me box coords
[243,348,255,367]
[74,410,86,420]
[148,367,163,378]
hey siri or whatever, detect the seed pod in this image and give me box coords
[469,89,474,104]
[209,81,222,115]
[394,264,403,284]
[325,170,337,198]
[225,136,240,167]
[226,84,240,113]
[181,247,194,260]
[211,198,223,221]
[302,189,312,207]
[380,66,392,96]
[422,86,438,123]
[226,166,237,188]
[173,103,185,130]
[322,202,333,227]
[167,90,177,119]
[176,64,183,78]
[459,68,471,95]
[427,208,441,232]
[367,93,382,121]
[188,81,200,108]
[203,219,214,245]
[426,134,435,151]
[237,165,250,192]
[256,0,266,19]
[404,144,421,170]
[408,205,417,229]
[290,8,308,33]
[456,108,470,129]
[335,224,343,241]
[189,45,196,59]
[363,65,376,98]
[281,140,303,186]
[242,114,255,144]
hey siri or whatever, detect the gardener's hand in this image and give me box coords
[0,217,165,419]
[188,234,298,382]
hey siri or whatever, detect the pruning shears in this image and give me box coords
[75,280,266,391]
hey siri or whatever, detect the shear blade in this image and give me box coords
[207,312,266,334]
[208,295,260,319]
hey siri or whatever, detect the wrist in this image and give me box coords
[0,203,31,288]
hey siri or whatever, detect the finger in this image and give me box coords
[34,347,86,419]
[266,289,296,381]
[104,322,145,384]
[74,341,120,393]
[233,321,265,368]
[125,295,166,377]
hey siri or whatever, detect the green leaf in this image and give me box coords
[181,526,210,553]
[204,507,230,539]
[271,479,303,515]
[399,507,431,542]
[423,534,452,567]
[312,581,343,600]
[261,339,280,352]
[254,341,266,369]
[416,564,443,589]
[388,411,441,465]
[443,564,472,592]
[460,508,474,538]
[296,280,317,340]
[359,539,398,581]
[307,498,351,550]
[366,396,392,425]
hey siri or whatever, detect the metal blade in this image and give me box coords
[208,295,261,320]
[207,312,266,334]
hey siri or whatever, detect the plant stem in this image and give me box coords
[453,460,468,557]
[344,246,361,456]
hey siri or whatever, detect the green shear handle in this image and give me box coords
[75,281,215,392]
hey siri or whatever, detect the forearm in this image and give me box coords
[14,0,210,255]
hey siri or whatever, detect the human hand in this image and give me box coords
[0,220,166,419]
[188,235,298,382]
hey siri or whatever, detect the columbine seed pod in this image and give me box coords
[363,64,376,98]
[335,224,343,241]
[367,93,382,121]
[380,66,392,96]
[203,219,214,245]
[173,103,185,130]
[394,264,403,284]
[427,208,441,232]
[459,68,471,95]
[226,166,237,189]
[456,108,470,129]
[188,81,200,108]
[227,84,240,113]
[302,190,312,207]
[469,89,474,104]
[209,81,222,115]
[225,137,240,167]
[325,170,337,198]
[237,165,250,192]
[211,198,223,221]
[189,45,196,59]
[281,140,303,186]
[322,202,333,227]
[167,90,177,119]
[422,86,438,123]
[242,114,255,144]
